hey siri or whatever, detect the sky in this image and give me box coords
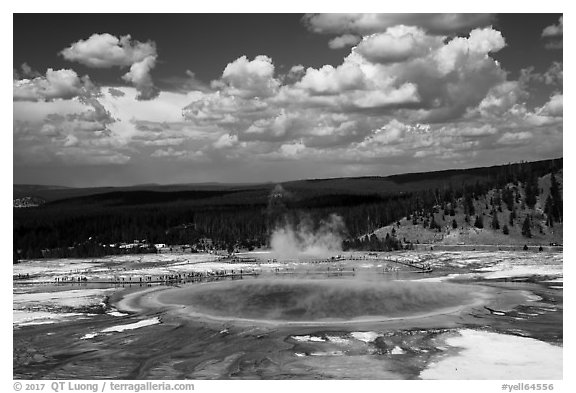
[13,13,563,187]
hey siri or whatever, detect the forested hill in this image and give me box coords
[355,169,563,250]
[14,158,561,203]
[14,158,562,260]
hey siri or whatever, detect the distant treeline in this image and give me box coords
[13,158,562,260]
[343,231,404,252]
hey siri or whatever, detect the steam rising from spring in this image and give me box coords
[270,214,346,258]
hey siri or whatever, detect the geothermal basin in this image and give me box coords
[14,251,563,379]
[154,279,489,325]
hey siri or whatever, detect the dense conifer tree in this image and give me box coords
[522,216,532,238]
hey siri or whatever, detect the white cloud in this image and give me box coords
[217,55,280,98]
[360,119,408,146]
[542,16,563,49]
[328,34,361,49]
[296,62,366,95]
[181,25,510,155]
[542,16,563,37]
[279,141,306,158]
[138,137,186,147]
[542,62,563,86]
[13,68,96,101]
[356,26,444,64]
[63,134,79,147]
[150,147,205,161]
[303,13,494,36]
[183,91,271,127]
[15,22,560,180]
[14,106,131,166]
[100,87,200,125]
[450,124,498,137]
[13,86,198,168]
[151,147,186,158]
[60,33,156,68]
[497,131,533,145]
[12,83,224,170]
[280,56,422,111]
[474,81,527,117]
[61,33,159,100]
[538,93,562,117]
[39,123,60,137]
[348,84,419,108]
[398,27,507,122]
[245,110,298,139]
[15,63,42,79]
[213,133,239,149]
[122,55,159,100]
[433,27,505,75]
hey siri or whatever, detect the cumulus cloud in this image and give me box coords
[71,97,115,131]
[542,62,563,86]
[350,120,493,163]
[453,124,498,137]
[510,63,562,96]
[13,68,98,101]
[350,84,420,109]
[356,26,444,64]
[360,119,408,146]
[245,110,299,139]
[467,27,507,53]
[542,16,563,49]
[35,99,113,137]
[151,147,186,158]
[14,113,129,166]
[14,63,42,79]
[542,16,563,37]
[122,55,159,100]
[299,26,504,119]
[60,33,156,68]
[328,34,361,49]
[283,59,420,111]
[433,27,505,75]
[15,24,551,178]
[279,141,306,158]
[13,86,129,169]
[150,147,205,161]
[215,55,280,98]
[178,25,512,165]
[140,138,185,147]
[473,81,528,118]
[183,91,271,126]
[402,27,507,122]
[12,13,566,187]
[303,13,495,36]
[213,133,239,149]
[497,131,533,145]
[538,93,563,117]
[180,25,510,145]
[295,63,366,95]
[61,33,159,100]
[63,134,79,147]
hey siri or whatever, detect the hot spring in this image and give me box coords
[155,278,489,324]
